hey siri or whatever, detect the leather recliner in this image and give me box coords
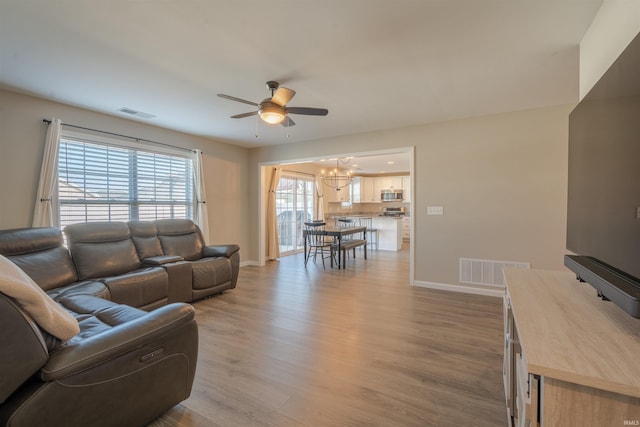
[0,292,198,427]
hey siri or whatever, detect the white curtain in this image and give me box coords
[32,118,62,227]
[191,149,210,243]
[266,167,282,260]
[315,174,325,221]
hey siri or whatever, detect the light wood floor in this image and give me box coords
[151,246,507,426]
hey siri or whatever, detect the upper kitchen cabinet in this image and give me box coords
[377,176,403,191]
[352,177,380,203]
[362,177,380,203]
[402,176,411,203]
[325,185,351,203]
[351,177,362,203]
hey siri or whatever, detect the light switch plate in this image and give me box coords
[427,206,444,215]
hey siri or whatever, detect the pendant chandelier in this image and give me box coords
[322,158,353,191]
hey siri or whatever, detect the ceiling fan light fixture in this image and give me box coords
[219,81,327,128]
[259,104,285,125]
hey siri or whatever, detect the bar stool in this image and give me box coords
[335,217,367,267]
[358,217,378,250]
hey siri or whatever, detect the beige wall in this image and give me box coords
[0,88,250,259]
[249,104,572,287]
[579,1,640,99]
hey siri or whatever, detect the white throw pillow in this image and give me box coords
[0,254,79,341]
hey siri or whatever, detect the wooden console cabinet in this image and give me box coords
[503,269,640,426]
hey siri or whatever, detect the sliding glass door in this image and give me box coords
[276,174,314,255]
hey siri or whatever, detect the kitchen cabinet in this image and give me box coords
[361,177,379,203]
[371,217,402,251]
[401,216,410,240]
[352,177,380,203]
[504,269,640,426]
[402,176,411,203]
[377,176,403,191]
[351,177,362,203]
[325,185,350,203]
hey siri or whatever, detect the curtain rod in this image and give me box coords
[42,119,194,153]
[282,169,316,177]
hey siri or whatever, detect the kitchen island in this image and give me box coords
[371,216,403,251]
[327,214,404,251]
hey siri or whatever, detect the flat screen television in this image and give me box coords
[565,32,640,318]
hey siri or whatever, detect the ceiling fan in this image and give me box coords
[217,81,328,127]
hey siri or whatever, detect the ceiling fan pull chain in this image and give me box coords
[255,115,259,138]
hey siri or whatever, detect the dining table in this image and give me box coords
[303,225,367,269]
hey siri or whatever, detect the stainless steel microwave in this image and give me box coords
[381,189,403,201]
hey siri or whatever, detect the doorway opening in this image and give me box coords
[258,146,414,284]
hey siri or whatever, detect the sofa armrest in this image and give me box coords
[202,244,240,258]
[41,303,195,381]
[143,255,184,265]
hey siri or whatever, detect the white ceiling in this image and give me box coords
[0,1,602,149]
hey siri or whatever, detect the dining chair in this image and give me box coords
[303,222,335,269]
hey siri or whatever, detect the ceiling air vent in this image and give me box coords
[118,107,156,119]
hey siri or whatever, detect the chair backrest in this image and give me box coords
[304,222,329,246]
[336,218,357,240]
[64,222,141,280]
[0,227,78,291]
[337,217,356,227]
[358,217,373,230]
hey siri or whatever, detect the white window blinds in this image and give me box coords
[58,136,194,227]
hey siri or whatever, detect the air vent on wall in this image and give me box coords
[118,107,156,119]
[459,257,530,287]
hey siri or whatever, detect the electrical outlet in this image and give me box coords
[427,206,444,215]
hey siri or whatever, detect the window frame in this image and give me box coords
[56,129,197,227]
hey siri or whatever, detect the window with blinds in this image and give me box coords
[58,137,194,227]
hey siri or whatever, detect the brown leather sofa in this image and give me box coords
[0,219,240,426]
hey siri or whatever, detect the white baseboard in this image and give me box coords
[240,260,261,267]
[413,280,504,298]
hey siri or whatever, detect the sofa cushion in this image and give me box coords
[128,221,164,259]
[0,227,78,291]
[191,258,232,290]
[102,267,168,310]
[0,254,79,341]
[46,280,110,302]
[65,222,141,280]
[56,294,148,343]
[156,219,204,261]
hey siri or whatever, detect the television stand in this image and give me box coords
[503,269,640,425]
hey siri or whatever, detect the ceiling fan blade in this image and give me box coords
[217,94,259,107]
[271,87,296,106]
[286,107,329,116]
[282,116,296,127]
[230,111,258,119]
